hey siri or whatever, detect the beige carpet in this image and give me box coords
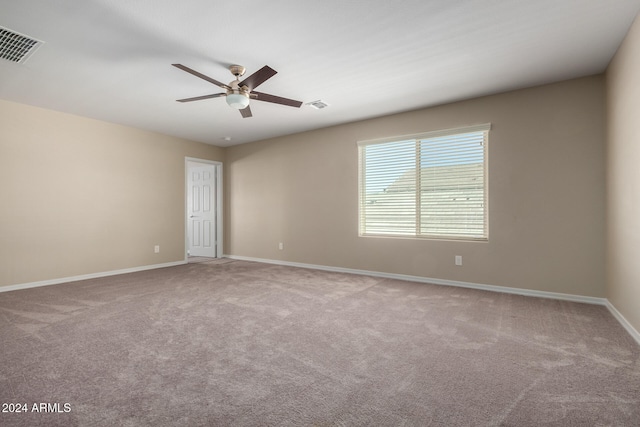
[1,260,639,426]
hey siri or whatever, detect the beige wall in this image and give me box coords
[0,99,223,288]
[606,16,640,332]
[0,75,610,301]
[226,76,606,297]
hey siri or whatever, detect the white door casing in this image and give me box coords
[186,160,221,258]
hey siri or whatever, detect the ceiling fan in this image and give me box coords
[172,63,303,118]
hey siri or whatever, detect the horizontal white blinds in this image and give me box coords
[359,124,489,240]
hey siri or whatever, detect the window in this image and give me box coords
[358,124,489,241]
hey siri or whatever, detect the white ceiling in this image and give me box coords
[1,0,639,147]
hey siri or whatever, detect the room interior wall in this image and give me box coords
[606,15,640,333]
[225,76,606,298]
[0,99,223,288]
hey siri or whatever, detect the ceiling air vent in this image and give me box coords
[0,26,43,64]
[306,100,329,110]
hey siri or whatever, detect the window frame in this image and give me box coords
[357,124,490,241]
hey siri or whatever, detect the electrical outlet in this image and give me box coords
[278,242,284,250]
[455,255,462,266]
[154,245,160,253]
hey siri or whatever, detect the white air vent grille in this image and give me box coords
[0,26,42,63]
[306,100,329,110]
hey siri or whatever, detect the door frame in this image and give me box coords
[185,157,223,260]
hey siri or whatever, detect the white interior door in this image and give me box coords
[187,163,218,257]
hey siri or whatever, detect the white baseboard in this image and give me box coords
[225,254,607,305]
[0,260,187,293]
[605,300,640,346]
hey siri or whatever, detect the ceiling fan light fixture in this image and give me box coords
[226,92,250,109]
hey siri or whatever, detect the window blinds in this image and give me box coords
[358,124,489,241]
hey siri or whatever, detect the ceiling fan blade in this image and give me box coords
[240,105,252,118]
[172,64,231,90]
[239,66,277,90]
[176,93,226,103]
[252,91,303,108]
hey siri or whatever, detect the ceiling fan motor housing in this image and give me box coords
[229,65,246,77]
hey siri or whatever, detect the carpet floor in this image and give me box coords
[0,260,639,426]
